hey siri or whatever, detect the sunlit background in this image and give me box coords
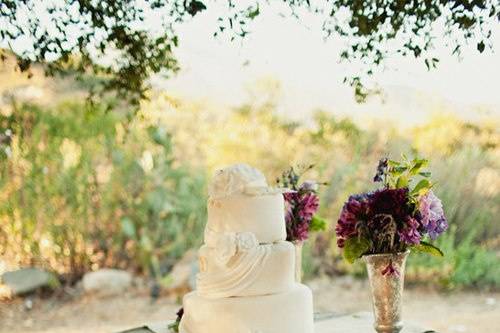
[0,2,499,333]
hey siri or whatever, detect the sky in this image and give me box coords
[154,3,500,124]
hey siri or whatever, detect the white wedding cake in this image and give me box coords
[179,164,314,333]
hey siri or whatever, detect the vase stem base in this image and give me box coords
[374,323,403,333]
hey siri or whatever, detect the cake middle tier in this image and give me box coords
[197,241,295,298]
[206,192,286,244]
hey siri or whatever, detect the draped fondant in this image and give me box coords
[197,239,296,298]
[197,242,271,298]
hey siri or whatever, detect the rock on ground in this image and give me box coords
[82,269,132,295]
[1,268,58,296]
[163,250,198,294]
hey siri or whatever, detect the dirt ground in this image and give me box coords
[0,277,498,333]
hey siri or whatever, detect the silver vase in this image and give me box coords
[364,251,409,333]
[292,240,303,283]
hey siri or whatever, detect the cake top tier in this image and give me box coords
[209,164,286,199]
[206,164,287,243]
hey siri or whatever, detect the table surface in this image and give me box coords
[118,312,432,333]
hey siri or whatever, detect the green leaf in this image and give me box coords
[121,217,136,238]
[477,41,485,53]
[168,320,180,332]
[344,237,370,264]
[412,241,444,257]
[247,5,260,19]
[396,175,409,188]
[387,160,401,167]
[309,215,327,232]
[411,179,431,196]
[409,159,428,175]
[390,166,407,176]
[418,171,431,178]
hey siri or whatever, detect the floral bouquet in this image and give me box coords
[336,156,448,273]
[277,165,326,242]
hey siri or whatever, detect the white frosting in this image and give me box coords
[206,193,286,244]
[197,241,295,298]
[179,283,314,333]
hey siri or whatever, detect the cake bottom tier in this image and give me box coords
[179,283,314,333]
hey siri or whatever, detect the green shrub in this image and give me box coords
[0,102,206,279]
[407,226,500,289]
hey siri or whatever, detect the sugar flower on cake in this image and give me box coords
[209,163,267,199]
[209,163,287,198]
[335,155,448,275]
[277,165,327,242]
[215,232,238,265]
[237,232,258,251]
[214,231,260,266]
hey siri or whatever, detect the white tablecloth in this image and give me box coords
[123,312,429,333]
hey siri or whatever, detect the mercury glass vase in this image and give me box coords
[364,251,410,333]
[292,240,303,282]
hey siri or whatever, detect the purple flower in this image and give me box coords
[336,193,371,248]
[176,307,184,321]
[300,180,319,192]
[373,158,388,182]
[370,187,412,221]
[284,190,320,242]
[370,188,422,245]
[398,217,421,245]
[284,191,299,205]
[298,192,319,220]
[419,190,448,239]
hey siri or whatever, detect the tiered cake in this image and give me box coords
[179,164,314,333]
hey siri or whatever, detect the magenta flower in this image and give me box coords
[298,192,319,220]
[336,193,371,248]
[284,190,320,242]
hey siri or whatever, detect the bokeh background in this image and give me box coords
[0,2,499,333]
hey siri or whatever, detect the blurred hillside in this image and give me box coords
[0,51,91,108]
[0,55,499,290]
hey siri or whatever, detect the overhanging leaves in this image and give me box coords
[1,0,498,106]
